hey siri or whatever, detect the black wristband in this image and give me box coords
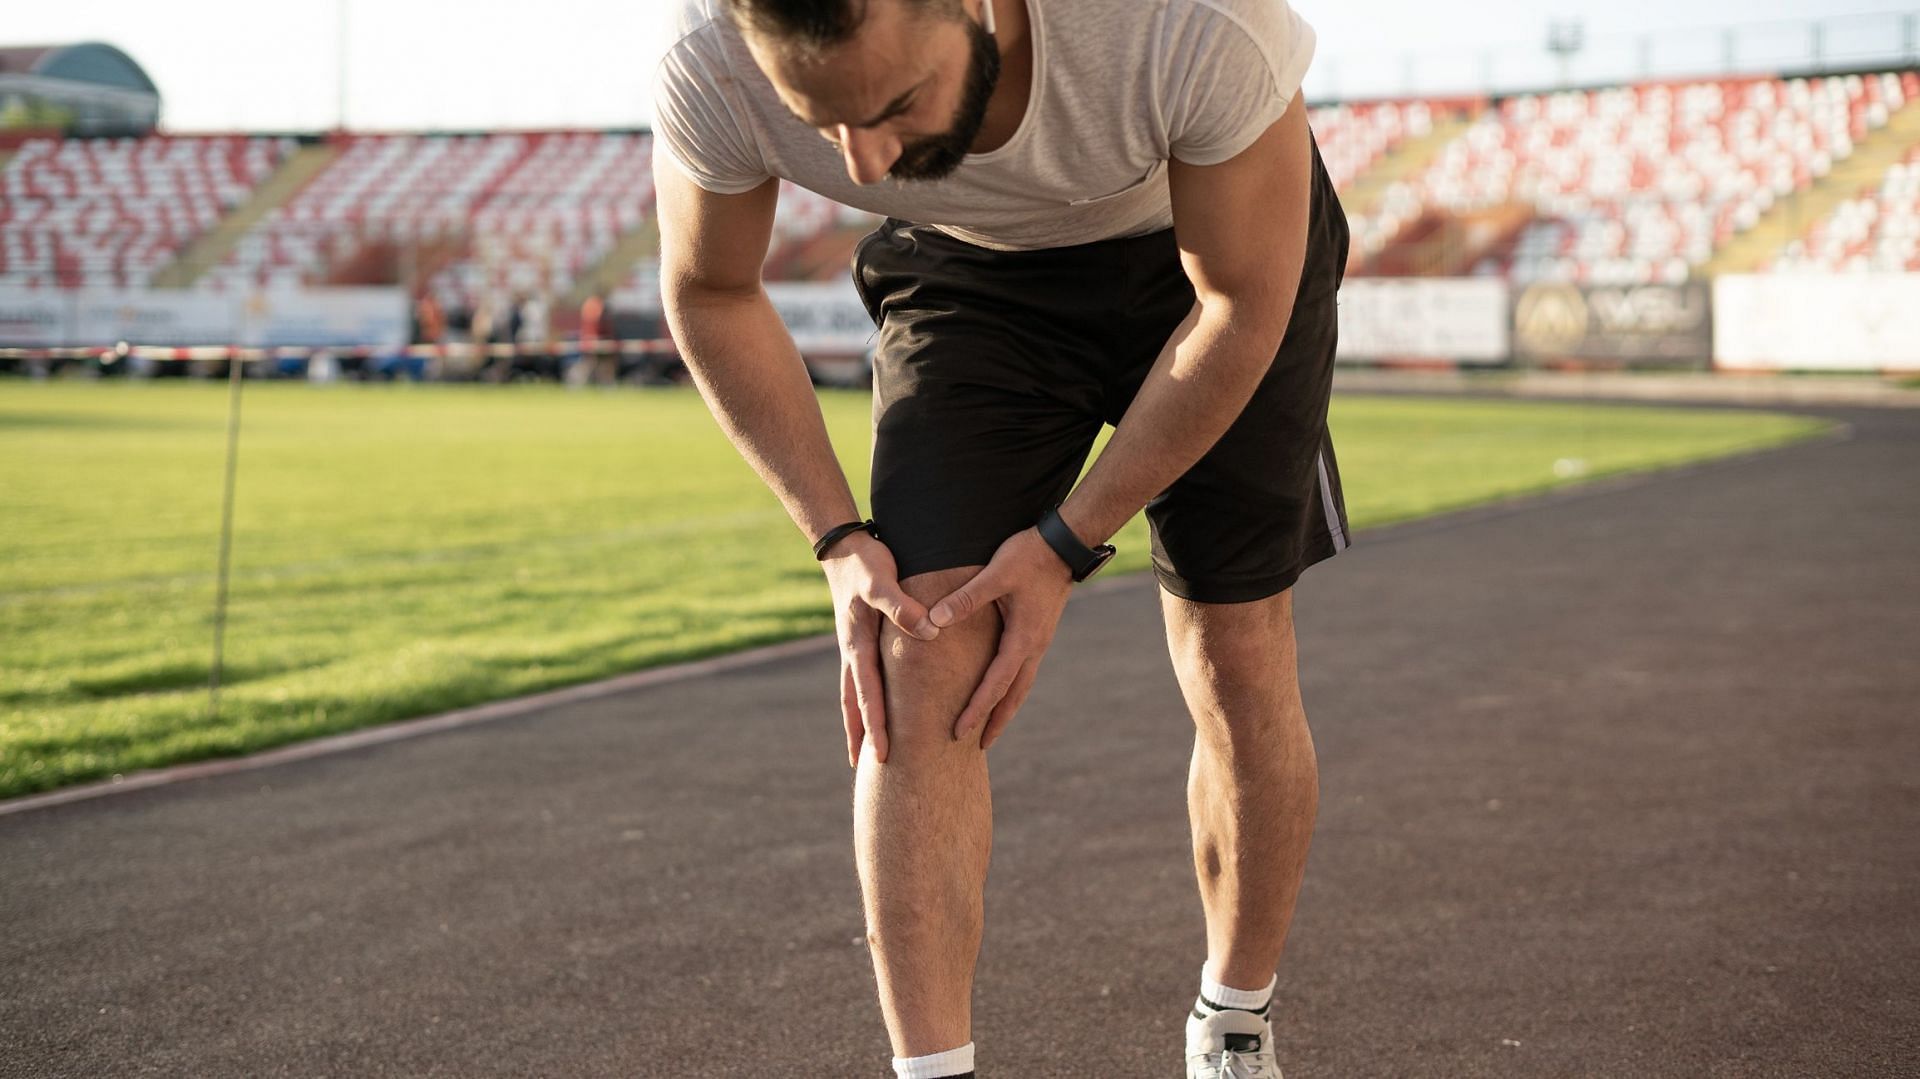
[1036,505,1117,582]
[813,519,879,560]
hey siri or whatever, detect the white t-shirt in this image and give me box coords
[651,0,1315,251]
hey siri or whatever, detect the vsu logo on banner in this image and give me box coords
[1513,282,1711,368]
[1587,284,1709,336]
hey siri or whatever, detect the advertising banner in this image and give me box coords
[0,286,411,350]
[236,288,409,349]
[1336,278,1509,365]
[1714,274,1920,371]
[71,289,236,346]
[1512,282,1712,368]
[0,289,70,347]
[765,280,875,356]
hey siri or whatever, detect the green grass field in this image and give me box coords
[0,381,1828,799]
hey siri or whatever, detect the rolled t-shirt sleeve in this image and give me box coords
[1160,0,1317,167]
[651,36,773,195]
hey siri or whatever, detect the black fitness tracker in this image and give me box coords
[1036,504,1116,582]
[813,519,879,560]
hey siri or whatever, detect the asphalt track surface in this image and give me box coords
[3,403,1916,1078]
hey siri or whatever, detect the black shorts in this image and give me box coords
[851,132,1352,604]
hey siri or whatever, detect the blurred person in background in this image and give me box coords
[462,292,498,382]
[516,291,551,380]
[409,290,446,381]
[508,293,527,354]
[653,0,1349,1076]
[410,289,445,349]
[578,288,616,385]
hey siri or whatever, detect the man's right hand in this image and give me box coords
[655,159,932,765]
[820,532,939,768]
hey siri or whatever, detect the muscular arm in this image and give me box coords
[926,95,1316,747]
[656,151,935,765]
[1055,94,1314,547]
[654,153,862,544]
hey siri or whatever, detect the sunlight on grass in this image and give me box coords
[0,381,1828,797]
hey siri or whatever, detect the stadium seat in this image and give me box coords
[1308,100,1436,191]
[0,135,294,289]
[10,67,1913,304]
[1350,72,1902,283]
[201,131,657,314]
[1770,143,1920,273]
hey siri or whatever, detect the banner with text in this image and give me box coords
[1512,282,1712,369]
[0,290,69,348]
[236,288,409,349]
[765,281,875,356]
[1336,278,1509,365]
[72,290,237,347]
[0,287,409,349]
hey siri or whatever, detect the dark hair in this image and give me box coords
[723,0,959,50]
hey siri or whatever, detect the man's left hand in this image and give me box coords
[927,527,1075,750]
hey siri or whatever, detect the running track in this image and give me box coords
[3,403,1915,1077]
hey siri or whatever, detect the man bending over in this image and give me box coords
[652,0,1351,1073]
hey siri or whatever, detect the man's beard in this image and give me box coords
[888,18,1002,182]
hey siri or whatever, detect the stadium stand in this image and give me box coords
[199,131,656,308]
[0,135,295,289]
[1771,142,1920,272]
[1310,100,1439,192]
[1351,72,1914,284]
[8,68,1920,319]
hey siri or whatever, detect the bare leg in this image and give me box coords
[855,565,1000,1058]
[1162,587,1319,990]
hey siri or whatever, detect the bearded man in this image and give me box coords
[651,0,1350,1074]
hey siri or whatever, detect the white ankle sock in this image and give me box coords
[1198,962,1276,1012]
[892,1041,974,1078]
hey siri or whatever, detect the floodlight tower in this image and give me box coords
[1546,19,1585,90]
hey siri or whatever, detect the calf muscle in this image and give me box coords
[853,564,999,1056]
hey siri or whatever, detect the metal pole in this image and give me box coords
[1722,28,1737,74]
[337,0,350,131]
[1810,22,1825,73]
[208,352,246,721]
[1906,14,1918,64]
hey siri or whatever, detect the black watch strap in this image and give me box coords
[1036,505,1116,582]
[813,519,879,560]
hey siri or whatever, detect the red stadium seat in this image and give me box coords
[1346,72,1906,283]
[0,135,293,290]
[202,131,657,313]
[1770,143,1920,273]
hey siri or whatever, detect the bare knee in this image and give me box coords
[1163,588,1304,742]
[876,566,1002,755]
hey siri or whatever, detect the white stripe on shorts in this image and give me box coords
[1317,448,1349,552]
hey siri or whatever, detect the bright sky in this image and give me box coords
[3,0,1912,133]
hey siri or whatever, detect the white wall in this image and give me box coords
[1714,274,1920,372]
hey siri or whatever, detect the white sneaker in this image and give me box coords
[1185,1004,1283,1078]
